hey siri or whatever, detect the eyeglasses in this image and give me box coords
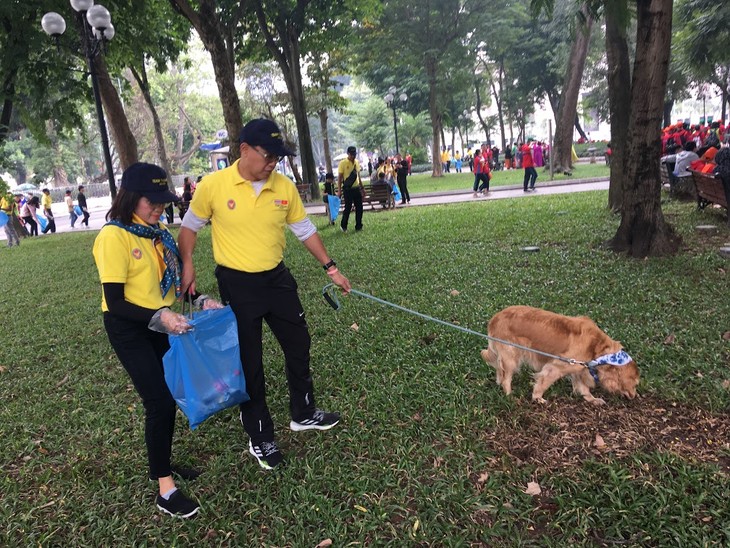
[142,197,170,211]
[250,146,284,164]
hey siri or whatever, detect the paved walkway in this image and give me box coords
[2,177,609,240]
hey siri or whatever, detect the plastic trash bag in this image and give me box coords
[74,205,83,217]
[162,305,249,430]
[327,194,341,223]
[392,183,402,203]
[37,212,48,232]
[0,211,8,227]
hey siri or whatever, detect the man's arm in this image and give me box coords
[300,232,351,293]
[178,226,199,295]
[337,171,344,195]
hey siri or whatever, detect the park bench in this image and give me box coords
[361,183,395,209]
[690,170,728,221]
[296,182,312,202]
[659,163,670,188]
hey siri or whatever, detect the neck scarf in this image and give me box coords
[107,218,182,298]
[588,349,632,367]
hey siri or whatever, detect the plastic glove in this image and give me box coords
[192,294,224,310]
[148,307,192,335]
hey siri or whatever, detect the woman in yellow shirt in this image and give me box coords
[93,162,221,518]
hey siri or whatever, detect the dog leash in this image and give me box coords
[322,284,590,367]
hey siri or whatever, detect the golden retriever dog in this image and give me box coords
[480,306,639,405]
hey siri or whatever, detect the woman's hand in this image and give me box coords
[202,298,224,310]
[148,307,192,335]
[327,268,351,294]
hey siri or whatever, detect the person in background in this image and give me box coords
[338,145,364,233]
[20,195,40,236]
[65,190,78,229]
[78,185,90,227]
[472,149,490,197]
[322,172,336,225]
[396,157,410,205]
[521,141,538,192]
[93,162,223,518]
[1,192,21,247]
[178,118,351,471]
[405,152,412,175]
[40,188,56,234]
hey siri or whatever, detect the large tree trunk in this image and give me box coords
[170,0,243,162]
[319,109,333,174]
[491,62,507,151]
[426,53,443,177]
[605,6,632,211]
[552,5,593,174]
[607,0,680,257]
[662,100,673,128]
[95,56,138,170]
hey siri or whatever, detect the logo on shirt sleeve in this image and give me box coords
[132,248,142,260]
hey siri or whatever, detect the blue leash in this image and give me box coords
[321,284,588,367]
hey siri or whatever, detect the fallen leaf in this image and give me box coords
[663,334,676,345]
[722,380,730,390]
[0,365,6,373]
[316,540,333,548]
[56,375,69,388]
[412,518,420,536]
[419,333,438,345]
[594,434,606,449]
[450,289,460,296]
[525,481,541,496]
[205,530,217,540]
[722,331,730,341]
[350,323,359,332]
[695,371,704,378]
[354,505,368,513]
[701,516,712,523]
[477,471,490,484]
[412,412,422,422]
[38,447,49,455]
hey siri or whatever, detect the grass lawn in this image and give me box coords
[1,190,729,545]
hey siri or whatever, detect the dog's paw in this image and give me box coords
[590,397,606,406]
[532,396,547,405]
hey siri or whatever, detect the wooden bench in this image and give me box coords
[659,163,670,188]
[690,170,728,219]
[361,183,394,209]
[296,182,312,202]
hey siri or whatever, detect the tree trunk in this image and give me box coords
[552,5,593,174]
[426,53,443,177]
[95,55,138,170]
[605,6,631,211]
[662,100,673,128]
[607,0,680,257]
[574,114,588,141]
[319,109,333,174]
[491,62,507,151]
[171,0,243,162]
[130,64,173,185]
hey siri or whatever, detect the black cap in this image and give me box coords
[121,162,179,203]
[347,146,357,155]
[239,119,295,156]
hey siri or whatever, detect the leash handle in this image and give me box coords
[322,283,341,311]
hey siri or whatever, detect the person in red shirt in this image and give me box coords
[521,141,537,191]
[472,149,490,197]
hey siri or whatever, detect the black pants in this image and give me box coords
[216,263,316,445]
[81,208,90,226]
[398,179,410,203]
[341,187,363,231]
[22,216,38,236]
[523,167,537,190]
[103,313,176,479]
[42,209,56,234]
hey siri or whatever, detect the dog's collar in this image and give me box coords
[586,349,632,384]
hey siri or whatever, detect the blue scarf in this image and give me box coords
[107,220,182,298]
[586,349,633,385]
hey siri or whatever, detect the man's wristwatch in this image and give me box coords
[323,259,337,271]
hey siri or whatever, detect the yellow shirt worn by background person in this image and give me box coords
[93,215,177,312]
[0,196,11,213]
[41,194,52,210]
[189,160,306,273]
[338,158,362,187]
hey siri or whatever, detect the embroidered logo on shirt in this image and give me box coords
[227,199,236,210]
[132,248,142,260]
[273,199,289,209]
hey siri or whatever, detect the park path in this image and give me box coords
[1,177,609,240]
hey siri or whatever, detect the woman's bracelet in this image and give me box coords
[326,268,339,277]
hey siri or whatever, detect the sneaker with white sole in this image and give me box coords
[290,409,341,432]
[156,490,200,518]
[249,439,285,470]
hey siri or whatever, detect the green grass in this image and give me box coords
[1,190,729,545]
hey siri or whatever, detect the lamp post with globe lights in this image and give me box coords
[41,0,117,198]
[384,86,408,155]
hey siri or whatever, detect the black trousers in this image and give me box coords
[103,313,176,479]
[340,187,363,231]
[216,263,315,445]
[42,209,56,234]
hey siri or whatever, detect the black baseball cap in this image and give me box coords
[121,162,179,203]
[239,118,295,156]
[347,146,357,155]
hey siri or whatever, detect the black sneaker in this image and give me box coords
[290,409,340,432]
[156,490,200,518]
[249,440,285,470]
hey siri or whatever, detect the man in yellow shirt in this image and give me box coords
[178,118,351,470]
[337,146,363,232]
[40,188,56,234]
[1,193,21,247]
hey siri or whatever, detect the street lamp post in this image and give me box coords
[42,0,117,198]
[384,86,407,155]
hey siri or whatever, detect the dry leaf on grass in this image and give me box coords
[450,290,460,296]
[722,331,730,341]
[722,380,730,390]
[316,540,333,547]
[594,434,606,449]
[524,481,541,496]
[350,323,359,332]
[0,365,6,373]
[354,505,368,513]
[664,334,676,345]
[477,471,490,484]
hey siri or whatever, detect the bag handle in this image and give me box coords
[181,292,194,319]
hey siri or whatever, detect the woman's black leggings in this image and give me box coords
[22,216,37,236]
[103,313,176,480]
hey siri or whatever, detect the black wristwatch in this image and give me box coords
[322,259,337,271]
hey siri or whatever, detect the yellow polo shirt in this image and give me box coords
[41,194,52,209]
[93,220,177,312]
[189,160,306,273]
[337,158,361,186]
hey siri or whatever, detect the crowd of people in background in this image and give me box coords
[660,119,729,185]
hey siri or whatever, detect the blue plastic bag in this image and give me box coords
[327,194,341,223]
[0,211,8,228]
[162,305,249,430]
[392,183,402,202]
[37,212,48,232]
[74,205,83,216]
